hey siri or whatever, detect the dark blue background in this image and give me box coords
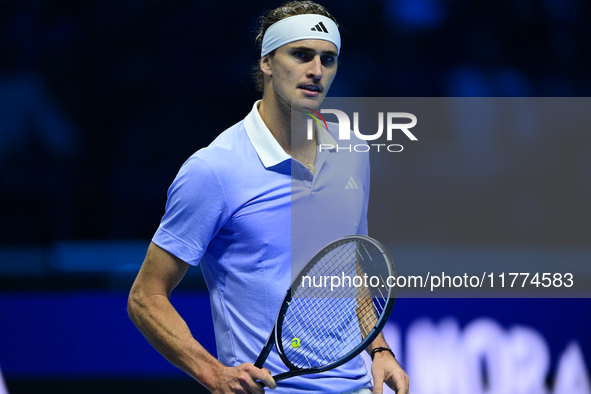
[0,0,589,244]
[1,293,589,377]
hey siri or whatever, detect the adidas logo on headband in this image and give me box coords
[310,21,329,33]
[261,15,340,57]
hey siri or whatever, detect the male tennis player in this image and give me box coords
[128,2,409,393]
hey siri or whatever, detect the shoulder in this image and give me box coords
[168,119,244,187]
[172,117,266,202]
[180,118,257,174]
[196,119,250,162]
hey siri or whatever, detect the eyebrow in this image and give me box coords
[290,46,338,57]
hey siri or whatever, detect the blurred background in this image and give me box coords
[0,0,590,393]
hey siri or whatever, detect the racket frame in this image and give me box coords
[254,235,396,383]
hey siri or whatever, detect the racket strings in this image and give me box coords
[283,242,360,366]
[283,308,315,369]
[284,295,381,368]
[284,298,358,367]
[280,239,390,369]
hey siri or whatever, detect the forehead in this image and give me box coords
[280,39,339,55]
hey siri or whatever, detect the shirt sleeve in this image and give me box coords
[152,152,231,266]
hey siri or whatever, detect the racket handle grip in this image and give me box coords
[254,354,266,369]
[254,355,268,387]
[254,333,274,369]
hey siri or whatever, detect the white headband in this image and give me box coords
[261,14,341,57]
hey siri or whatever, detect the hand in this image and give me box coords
[371,352,410,394]
[208,363,276,394]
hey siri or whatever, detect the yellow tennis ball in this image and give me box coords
[291,337,301,348]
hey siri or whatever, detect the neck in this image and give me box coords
[258,93,317,164]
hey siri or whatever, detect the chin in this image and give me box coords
[290,95,325,112]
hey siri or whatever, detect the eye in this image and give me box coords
[322,55,336,65]
[294,51,308,59]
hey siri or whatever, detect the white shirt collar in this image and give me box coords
[244,100,338,168]
[244,101,290,168]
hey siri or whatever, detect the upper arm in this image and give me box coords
[153,154,231,265]
[130,242,191,298]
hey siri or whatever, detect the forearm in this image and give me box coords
[366,332,390,353]
[128,290,222,389]
[368,333,409,393]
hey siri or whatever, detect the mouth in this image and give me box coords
[298,84,323,95]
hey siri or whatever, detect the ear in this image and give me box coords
[260,55,273,77]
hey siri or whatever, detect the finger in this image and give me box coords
[373,375,384,394]
[240,379,264,394]
[387,376,409,394]
[400,378,410,394]
[251,367,277,391]
[258,373,277,390]
[262,368,273,376]
[238,373,266,394]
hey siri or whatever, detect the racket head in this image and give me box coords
[272,235,396,381]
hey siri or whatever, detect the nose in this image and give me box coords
[306,56,323,81]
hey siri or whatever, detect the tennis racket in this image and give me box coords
[254,235,397,384]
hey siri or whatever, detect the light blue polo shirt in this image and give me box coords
[153,101,371,393]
